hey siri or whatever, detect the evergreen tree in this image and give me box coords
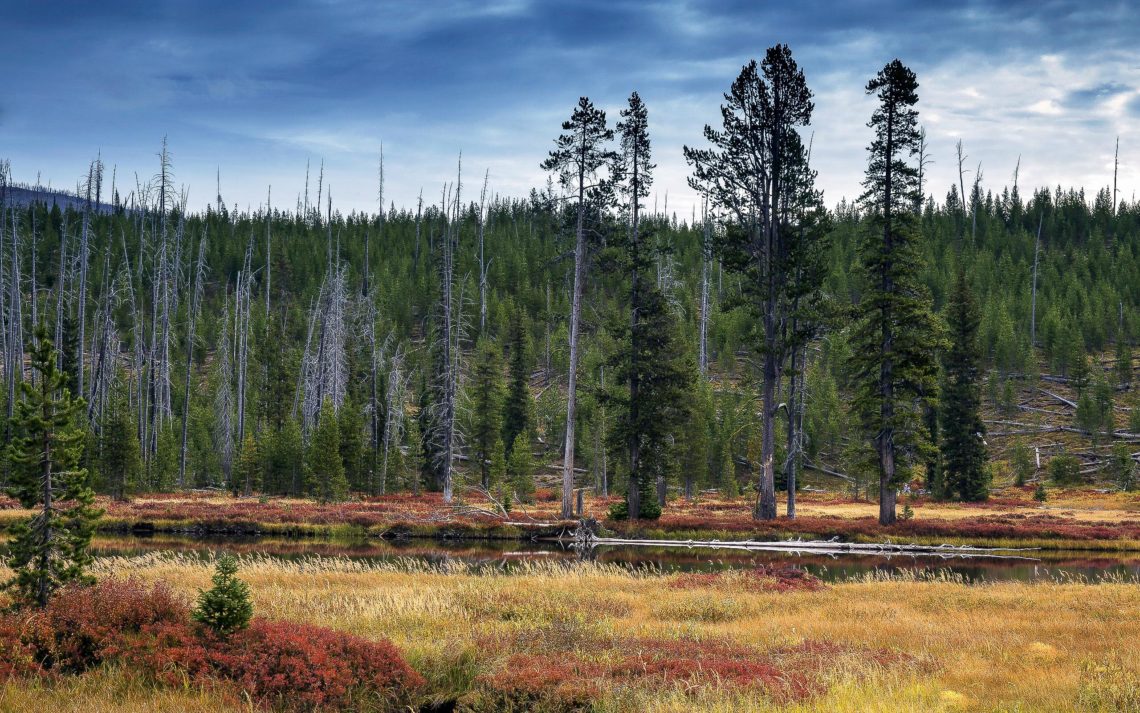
[506,434,535,503]
[941,269,989,501]
[266,418,304,496]
[542,95,617,519]
[192,554,253,636]
[502,312,533,455]
[236,433,261,496]
[847,59,944,524]
[338,400,366,491]
[99,398,142,501]
[684,45,823,520]
[306,400,347,502]
[1108,441,1136,491]
[468,337,506,488]
[1116,339,1133,388]
[4,328,102,607]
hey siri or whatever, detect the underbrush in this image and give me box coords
[0,579,424,711]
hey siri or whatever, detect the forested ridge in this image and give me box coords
[2,51,1138,525]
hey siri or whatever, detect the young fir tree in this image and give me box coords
[236,433,261,496]
[506,434,535,503]
[847,60,944,524]
[306,400,348,502]
[941,269,990,501]
[192,554,253,636]
[502,314,533,457]
[469,337,506,488]
[4,328,102,607]
[100,397,142,501]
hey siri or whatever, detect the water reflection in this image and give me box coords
[85,533,1140,583]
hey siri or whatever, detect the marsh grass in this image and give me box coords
[2,552,1139,710]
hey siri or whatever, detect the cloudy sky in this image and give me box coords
[3,0,1138,218]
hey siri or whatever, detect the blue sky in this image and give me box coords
[3,0,1138,217]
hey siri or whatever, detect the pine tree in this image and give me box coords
[684,46,822,520]
[1116,339,1133,388]
[941,269,989,501]
[306,400,347,502]
[99,397,142,501]
[502,311,533,457]
[506,434,535,503]
[847,60,944,524]
[338,400,365,491]
[192,554,253,636]
[542,96,617,519]
[236,433,261,496]
[4,328,102,607]
[468,337,506,488]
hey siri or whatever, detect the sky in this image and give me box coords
[3,0,1139,219]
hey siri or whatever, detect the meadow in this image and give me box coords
[2,552,1139,712]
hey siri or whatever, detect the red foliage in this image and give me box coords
[670,564,824,592]
[0,580,423,711]
[0,615,41,682]
[218,621,425,711]
[19,579,187,673]
[478,637,823,707]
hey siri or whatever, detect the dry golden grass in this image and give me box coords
[4,552,1137,711]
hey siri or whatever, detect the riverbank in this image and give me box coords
[2,552,1138,712]
[3,487,1138,550]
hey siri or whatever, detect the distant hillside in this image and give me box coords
[1,184,115,214]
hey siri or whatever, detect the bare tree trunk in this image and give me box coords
[477,169,489,334]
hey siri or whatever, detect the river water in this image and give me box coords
[89,534,1140,583]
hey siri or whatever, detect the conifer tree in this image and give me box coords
[100,397,142,501]
[4,328,102,607]
[469,337,506,488]
[306,400,347,502]
[684,45,821,520]
[847,60,944,524]
[506,434,535,503]
[192,554,253,636]
[941,269,989,501]
[542,96,616,518]
[236,433,261,496]
[502,311,533,456]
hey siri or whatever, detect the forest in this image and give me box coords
[0,52,1138,530]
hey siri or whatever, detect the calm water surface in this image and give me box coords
[88,533,1140,583]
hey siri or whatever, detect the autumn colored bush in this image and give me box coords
[18,578,187,673]
[0,580,424,711]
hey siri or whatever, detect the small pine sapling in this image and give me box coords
[192,554,253,635]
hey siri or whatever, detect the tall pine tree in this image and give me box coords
[847,60,943,525]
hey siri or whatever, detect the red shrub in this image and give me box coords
[478,654,602,712]
[2,580,424,711]
[218,620,425,711]
[0,614,43,681]
[21,579,187,672]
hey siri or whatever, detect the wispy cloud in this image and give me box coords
[1,0,1137,216]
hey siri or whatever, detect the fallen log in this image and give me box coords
[551,530,1040,561]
